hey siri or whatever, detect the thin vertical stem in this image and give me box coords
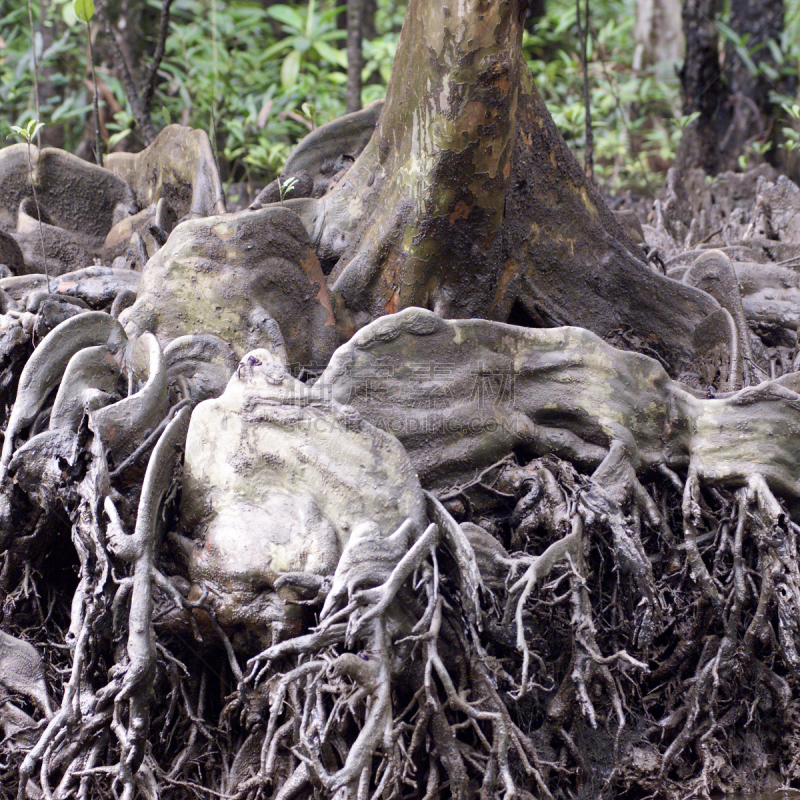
[86,22,103,167]
[27,143,51,293]
[210,0,219,167]
[26,0,42,148]
[577,0,594,182]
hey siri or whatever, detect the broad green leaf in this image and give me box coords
[266,5,304,33]
[61,1,77,27]
[281,49,301,92]
[263,39,291,60]
[107,128,131,148]
[305,0,315,37]
[73,0,94,23]
[314,40,346,69]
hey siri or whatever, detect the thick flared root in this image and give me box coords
[0,266,141,311]
[0,311,127,486]
[176,348,426,639]
[0,127,226,276]
[104,124,226,221]
[278,99,384,198]
[8,308,800,798]
[120,206,337,368]
[0,144,136,275]
[311,0,726,376]
[319,0,524,326]
[0,145,136,243]
[319,308,800,498]
[499,75,722,373]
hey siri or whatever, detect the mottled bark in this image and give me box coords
[346,0,364,114]
[633,0,683,73]
[316,0,722,377]
[675,0,722,174]
[718,0,792,169]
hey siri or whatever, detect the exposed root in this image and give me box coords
[4,391,800,798]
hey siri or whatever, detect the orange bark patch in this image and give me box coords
[448,201,473,224]
[384,290,400,315]
[456,100,488,134]
[488,256,522,315]
[300,249,335,326]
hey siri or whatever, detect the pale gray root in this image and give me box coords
[683,249,754,388]
[497,457,649,716]
[321,308,800,499]
[233,500,556,800]
[0,311,127,485]
[163,333,238,403]
[92,333,170,462]
[16,417,115,800]
[103,406,190,798]
[118,206,337,367]
[104,125,226,221]
[49,344,123,432]
[0,630,52,718]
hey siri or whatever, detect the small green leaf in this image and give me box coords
[27,120,44,140]
[107,128,131,148]
[73,0,94,23]
[266,4,304,32]
[162,106,171,126]
[314,40,347,69]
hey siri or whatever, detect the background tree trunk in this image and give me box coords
[524,0,547,31]
[37,0,66,149]
[633,0,684,74]
[717,0,792,170]
[674,0,722,174]
[346,0,364,113]
[317,0,722,376]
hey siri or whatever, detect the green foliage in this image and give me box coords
[263,1,346,91]
[6,0,800,195]
[278,175,299,204]
[738,139,773,171]
[782,103,800,153]
[72,0,93,24]
[158,0,352,184]
[107,110,134,149]
[524,0,685,191]
[1,1,91,150]
[7,118,45,144]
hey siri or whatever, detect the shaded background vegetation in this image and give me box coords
[5,0,800,199]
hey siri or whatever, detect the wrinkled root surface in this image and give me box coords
[5,436,800,800]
